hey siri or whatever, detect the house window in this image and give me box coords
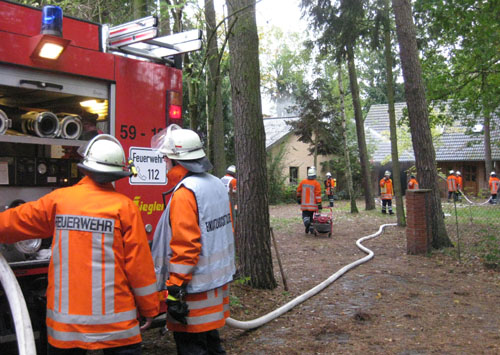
[463,165,476,182]
[289,167,298,184]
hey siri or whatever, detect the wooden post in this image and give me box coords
[270,228,288,291]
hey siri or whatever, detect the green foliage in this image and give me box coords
[267,144,296,204]
[417,0,500,130]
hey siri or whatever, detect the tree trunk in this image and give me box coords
[392,0,452,248]
[226,0,276,289]
[205,0,226,177]
[481,74,493,178]
[483,113,492,178]
[338,63,358,213]
[346,45,375,210]
[383,0,405,226]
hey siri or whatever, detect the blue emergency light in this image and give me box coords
[41,5,63,37]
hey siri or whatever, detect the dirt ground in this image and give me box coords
[140,201,500,354]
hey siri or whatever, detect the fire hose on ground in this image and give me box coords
[226,223,397,330]
[0,252,36,355]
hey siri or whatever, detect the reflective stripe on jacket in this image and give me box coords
[380,178,394,200]
[167,284,230,333]
[221,175,237,193]
[489,177,500,194]
[0,176,159,350]
[407,178,419,190]
[297,179,322,211]
[447,175,457,192]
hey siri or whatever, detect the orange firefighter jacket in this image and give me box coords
[456,176,463,190]
[325,177,336,196]
[380,177,394,200]
[447,175,458,192]
[489,176,500,194]
[0,176,159,350]
[407,178,419,190]
[297,178,322,211]
[157,165,234,333]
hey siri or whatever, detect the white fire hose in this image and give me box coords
[0,253,36,355]
[226,223,397,330]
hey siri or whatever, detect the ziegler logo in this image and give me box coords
[133,196,164,215]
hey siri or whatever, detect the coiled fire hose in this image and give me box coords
[226,223,397,330]
[0,253,36,355]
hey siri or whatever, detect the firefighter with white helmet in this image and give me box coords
[0,134,160,352]
[489,171,499,204]
[447,169,459,201]
[297,167,322,233]
[151,124,235,354]
[380,170,394,215]
[221,164,237,194]
[324,171,336,207]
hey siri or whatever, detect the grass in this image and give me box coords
[442,202,500,225]
[270,216,302,233]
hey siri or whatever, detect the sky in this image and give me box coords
[255,0,305,33]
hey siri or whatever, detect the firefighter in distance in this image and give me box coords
[221,165,237,194]
[447,170,459,202]
[407,174,419,190]
[380,170,394,215]
[456,170,463,200]
[297,167,322,234]
[489,171,500,204]
[324,172,336,207]
[151,125,235,354]
[0,134,159,354]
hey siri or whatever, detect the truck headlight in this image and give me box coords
[14,239,42,255]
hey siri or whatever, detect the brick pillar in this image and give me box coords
[406,189,431,254]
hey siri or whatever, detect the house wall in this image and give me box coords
[268,133,332,185]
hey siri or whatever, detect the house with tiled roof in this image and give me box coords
[365,102,500,195]
[264,117,333,184]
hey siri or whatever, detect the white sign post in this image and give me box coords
[129,147,166,185]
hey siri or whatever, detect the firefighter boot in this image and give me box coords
[303,217,311,234]
[389,210,394,215]
[382,209,386,214]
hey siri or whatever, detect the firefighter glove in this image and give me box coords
[297,197,301,204]
[166,285,189,325]
[318,204,322,210]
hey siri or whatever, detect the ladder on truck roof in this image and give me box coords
[106,16,202,67]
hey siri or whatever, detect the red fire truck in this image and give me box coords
[0,1,201,352]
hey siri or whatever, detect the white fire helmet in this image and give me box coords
[491,171,497,176]
[151,124,205,160]
[326,172,332,177]
[456,171,461,176]
[77,134,131,183]
[151,124,212,173]
[449,170,455,175]
[227,165,236,175]
[384,170,391,177]
[307,167,316,178]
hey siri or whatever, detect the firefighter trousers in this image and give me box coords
[47,342,141,355]
[173,329,226,355]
